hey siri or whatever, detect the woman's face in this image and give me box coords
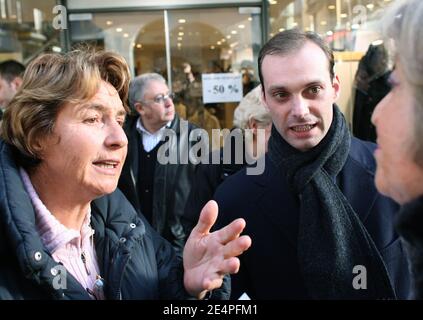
[371,61,423,204]
[37,81,128,200]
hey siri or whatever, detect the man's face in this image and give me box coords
[0,75,19,108]
[261,41,340,151]
[136,80,175,132]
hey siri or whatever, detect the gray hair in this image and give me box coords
[128,73,166,110]
[233,85,272,129]
[382,0,423,164]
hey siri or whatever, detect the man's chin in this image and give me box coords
[288,138,320,152]
[166,116,173,121]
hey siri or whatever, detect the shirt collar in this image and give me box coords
[136,117,172,136]
[19,168,94,254]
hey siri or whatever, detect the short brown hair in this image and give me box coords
[1,49,130,169]
[258,29,335,95]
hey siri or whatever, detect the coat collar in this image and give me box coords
[0,140,91,299]
[249,150,379,248]
[0,140,147,299]
[125,114,180,180]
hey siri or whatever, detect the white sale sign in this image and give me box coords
[202,73,243,104]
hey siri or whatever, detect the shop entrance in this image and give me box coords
[70,6,262,143]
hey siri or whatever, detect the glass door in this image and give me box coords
[70,11,165,78]
[69,5,263,145]
[167,7,262,138]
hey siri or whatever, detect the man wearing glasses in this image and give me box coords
[119,73,199,254]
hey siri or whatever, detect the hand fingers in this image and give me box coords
[222,235,252,259]
[202,277,224,292]
[191,200,218,237]
[202,257,240,290]
[219,257,241,274]
[214,218,246,245]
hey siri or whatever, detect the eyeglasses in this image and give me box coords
[142,92,175,105]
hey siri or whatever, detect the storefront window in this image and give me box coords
[267,0,396,125]
[0,0,61,64]
[70,6,262,142]
[167,7,262,143]
[70,11,165,77]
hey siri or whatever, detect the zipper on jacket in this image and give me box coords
[112,250,131,300]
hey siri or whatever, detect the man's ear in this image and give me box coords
[135,102,144,115]
[332,74,341,101]
[10,77,23,91]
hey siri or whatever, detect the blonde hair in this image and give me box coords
[382,0,423,164]
[233,85,272,129]
[1,49,130,168]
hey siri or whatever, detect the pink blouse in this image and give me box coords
[20,168,103,299]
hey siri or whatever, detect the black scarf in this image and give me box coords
[268,105,396,299]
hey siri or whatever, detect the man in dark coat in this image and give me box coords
[118,73,198,254]
[214,29,411,299]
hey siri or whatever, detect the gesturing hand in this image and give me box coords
[183,200,252,299]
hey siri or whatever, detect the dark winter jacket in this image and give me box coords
[118,115,198,253]
[395,195,423,299]
[0,139,229,300]
[183,130,248,235]
[214,137,411,299]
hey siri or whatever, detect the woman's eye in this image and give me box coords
[84,117,99,124]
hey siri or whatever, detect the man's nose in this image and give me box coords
[291,95,309,118]
[164,96,173,108]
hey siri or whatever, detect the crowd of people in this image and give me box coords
[1,0,423,300]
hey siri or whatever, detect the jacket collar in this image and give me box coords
[126,114,180,182]
[0,140,147,299]
[249,152,378,248]
[0,140,91,299]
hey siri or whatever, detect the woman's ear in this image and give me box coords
[31,137,46,159]
[32,134,56,159]
[248,118,258,135]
